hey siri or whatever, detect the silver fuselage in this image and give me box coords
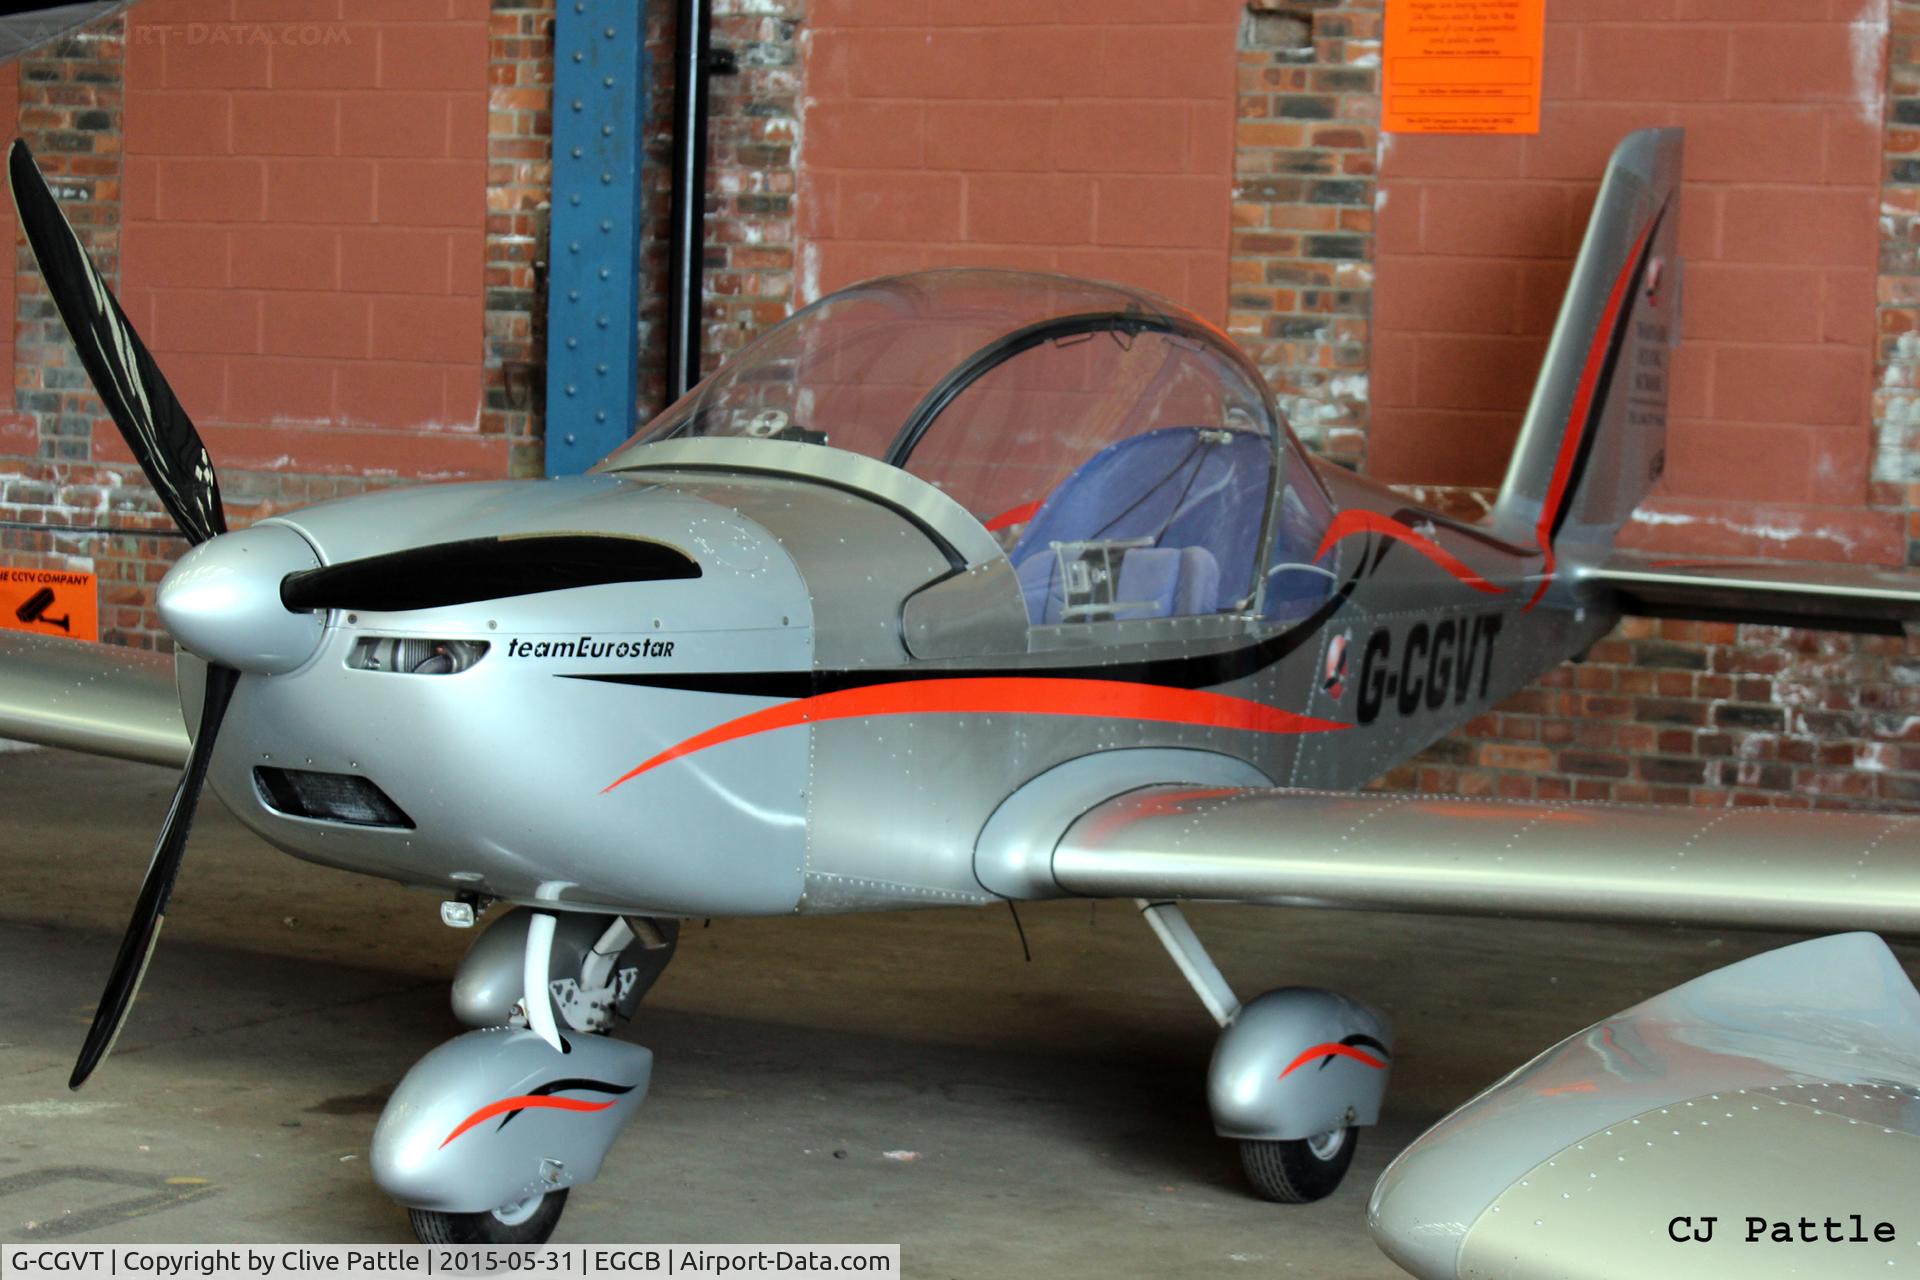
[187,439,1599,921]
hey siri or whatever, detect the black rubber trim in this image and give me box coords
[885,310,1281,467]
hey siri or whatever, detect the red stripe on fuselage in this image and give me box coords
[440,1095,616,1148]
[1278,1043,1388,1079]
[604,678,1349,791]
[1312,509,1504,595]
[1527,212,1662,609]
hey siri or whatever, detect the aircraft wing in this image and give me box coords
[1366,932,1920,1279]
[1579,552,1920,635]
[0,631,186,767]
[1048,787,1920,935]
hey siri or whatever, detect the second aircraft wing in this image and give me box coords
[1368,931,1920,1279]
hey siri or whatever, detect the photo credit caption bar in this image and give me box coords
[3,1247,900,1279]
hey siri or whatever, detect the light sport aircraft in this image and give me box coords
[7,126,1920,1270]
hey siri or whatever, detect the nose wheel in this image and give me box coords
[407,1189,571,1245]
[1239,1127,1357,1204]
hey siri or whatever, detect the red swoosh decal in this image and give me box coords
[984,499,1043,532]
[1278,1043,1388,1079]
[441,1095,616,1148]
[1312,510,1503,595]
[605,677,1349,791]
[1528,212,1661,610]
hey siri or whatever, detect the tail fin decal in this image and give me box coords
[1494,128,1684,607]
[1526,202,1668,607]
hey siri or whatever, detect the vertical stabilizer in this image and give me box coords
[1493,128,1683,592]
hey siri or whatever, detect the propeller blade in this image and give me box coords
[7,138,225,545]
[279,534,701,614]
[69,663,239,1090]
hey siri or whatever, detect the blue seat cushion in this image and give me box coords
[1008,426,1268,622]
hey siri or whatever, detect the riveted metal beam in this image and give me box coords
[544,0,647,476]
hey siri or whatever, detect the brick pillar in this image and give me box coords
[0,14,176,647]
[14,16,125,464]
[487,1,556,479]
[637,0,802,428]
[1880,0,1920,561]
[702,0,800,375]
[1228,0,1380,467]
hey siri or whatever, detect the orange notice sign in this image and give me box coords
[1384,0,1546,135]
[0,566,98,642]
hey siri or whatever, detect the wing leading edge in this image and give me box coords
[1050,786,1920,935]
[0,630,186,767]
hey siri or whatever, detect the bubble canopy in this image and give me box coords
[605,270,1334,625]
[611,270,1278,515]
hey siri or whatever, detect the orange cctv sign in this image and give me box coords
[1384,0,1547,135]
[0,566,98,642]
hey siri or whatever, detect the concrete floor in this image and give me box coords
[1,749,1911,1276]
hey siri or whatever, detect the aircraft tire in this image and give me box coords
[1238,1127,1356,1204]
[407,1189,569,1244]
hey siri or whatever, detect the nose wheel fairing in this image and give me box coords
[371,1026,653,1220]
[375,907,676,1241]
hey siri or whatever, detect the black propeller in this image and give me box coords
[8,140,224,545]
[9,138,235,1088]
[68,666,237,1088]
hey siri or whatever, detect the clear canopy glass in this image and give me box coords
[624,270,1275,517]
[617,269,1334,624]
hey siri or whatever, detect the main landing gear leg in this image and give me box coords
[1133,900,1393,1204]
[371,907,679,1243]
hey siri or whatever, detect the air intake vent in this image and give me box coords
[255,767,413,829]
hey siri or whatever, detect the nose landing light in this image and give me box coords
[157,524,324,675]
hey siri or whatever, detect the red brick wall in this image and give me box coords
[798,0,1240,317]
[118,0,501,481]
[0,3,511,647]
[1370,0,1887,568]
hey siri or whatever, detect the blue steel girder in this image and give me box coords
[544,0,648,476]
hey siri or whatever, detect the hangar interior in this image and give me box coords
[2,0,1920,1271]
